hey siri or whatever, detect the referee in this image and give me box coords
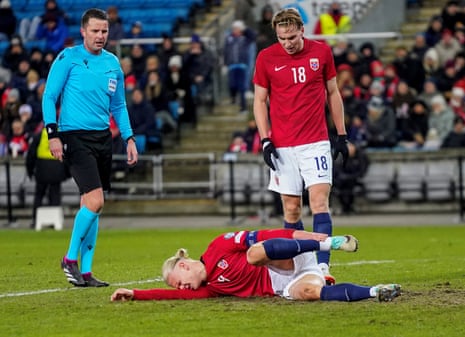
[42,8,138,287]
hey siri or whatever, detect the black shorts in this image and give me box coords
[60,129,112,194]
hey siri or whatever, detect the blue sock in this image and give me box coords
[284,219,304,230]
[263,238,320,260]
[320,283,372,302]
[80,214,99,274]
[313,213,332,265]
[66,206,98,261]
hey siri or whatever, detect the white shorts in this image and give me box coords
[267,252,324,300]
[268,141,332,195]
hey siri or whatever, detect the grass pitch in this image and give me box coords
[1,224,464,337]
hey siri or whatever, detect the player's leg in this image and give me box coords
[267,147,305,230]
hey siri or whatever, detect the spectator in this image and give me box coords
[120,56,137,101]
[392,80,417,141]
[227,132,247,153]
[18,103,39,138]
[242,119,260,154]
[29,48,46,79]
[139,54,163,90]
[448,86,465,120]
[435,60,458,94]
[164,54,195,127]
[106,6,124,54]
[332,37,351,68]
[313,1,352,46]
[336,64,355,91]
[392,45,425,94]
[25,79,46,127]
[410,33,429,62]
[365,96,397,148]
[440,0,465,34]
[35,12,68,53]
[434,29,462,69]
[427,94,455,147]
[157,34,179,76]
[399,99,430,149]
[183,34,215,107]
[441,116,465,148]
[129,44,147,83]
[8,118,28,157]
[41,50,56,78]
[382,64,400,102]
[1,88,21,138]
[256,4,277,53]
[358,42,379,76]
[424,15,443,47]
[0,0,17,41]
[123,21,152,55]
[224,20,255,113]
[26,127,69,229]
[422,47,441,80]
[333,143,369,214]
[418,78,440,108]
[341,84,366,122]
[0,66,11,101]
[127,88,158,153]
[10,58,31,100]
[144,70,177,133]
[19,0,69,42]
[345,48,365,82]
[353,72,373,104]
[2,34,29,73]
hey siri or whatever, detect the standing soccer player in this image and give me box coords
[253,8,349,284]
[42,8,138,287]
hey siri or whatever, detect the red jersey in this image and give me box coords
[133,229,295,300]
[253,38,336,147]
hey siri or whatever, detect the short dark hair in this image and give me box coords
[81,8,108,27]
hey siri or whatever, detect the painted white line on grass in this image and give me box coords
[0,260,395,299]
[0,277,163,299]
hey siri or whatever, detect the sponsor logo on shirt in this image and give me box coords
[274,65,287,71]
[309,58,319,71]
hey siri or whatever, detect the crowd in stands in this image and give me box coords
[2,0,465,164]
[0,0,218,159]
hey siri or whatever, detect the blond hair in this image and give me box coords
[161,248,189,284]
[271,7,303,30]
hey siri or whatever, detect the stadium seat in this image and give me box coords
[35,206,64,231]
[426,160,457,201]
[397,161,427,201]
[220,163,251,204]
[360,162,396,202]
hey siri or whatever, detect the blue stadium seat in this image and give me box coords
[10,0,28,11]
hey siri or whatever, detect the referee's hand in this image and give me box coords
[261,138,278,171]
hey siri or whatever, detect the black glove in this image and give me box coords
[261,138,279,171]
[333,135,349,167]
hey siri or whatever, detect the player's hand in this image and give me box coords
[261,138,278,171]
[111,288,134,302]
[333,135,349,167]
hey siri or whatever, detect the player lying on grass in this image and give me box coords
[111,229,401,302]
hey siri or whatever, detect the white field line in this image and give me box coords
[0,260,395,299]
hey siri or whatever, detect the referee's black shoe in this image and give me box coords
[61,257,86,287]
[83,273,110,287]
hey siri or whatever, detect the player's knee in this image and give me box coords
[289,276,324,301]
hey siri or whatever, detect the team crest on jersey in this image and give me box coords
[217,259,229,270]
[309,58,319,71]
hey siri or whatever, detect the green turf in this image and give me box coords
[1,225,464,337]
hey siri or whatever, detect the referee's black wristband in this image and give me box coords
[126,135,135,143]
[45,123,59,139]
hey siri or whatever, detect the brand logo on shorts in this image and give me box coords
[309,58,319,71]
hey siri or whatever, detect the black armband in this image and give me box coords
[45,123,59,139]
